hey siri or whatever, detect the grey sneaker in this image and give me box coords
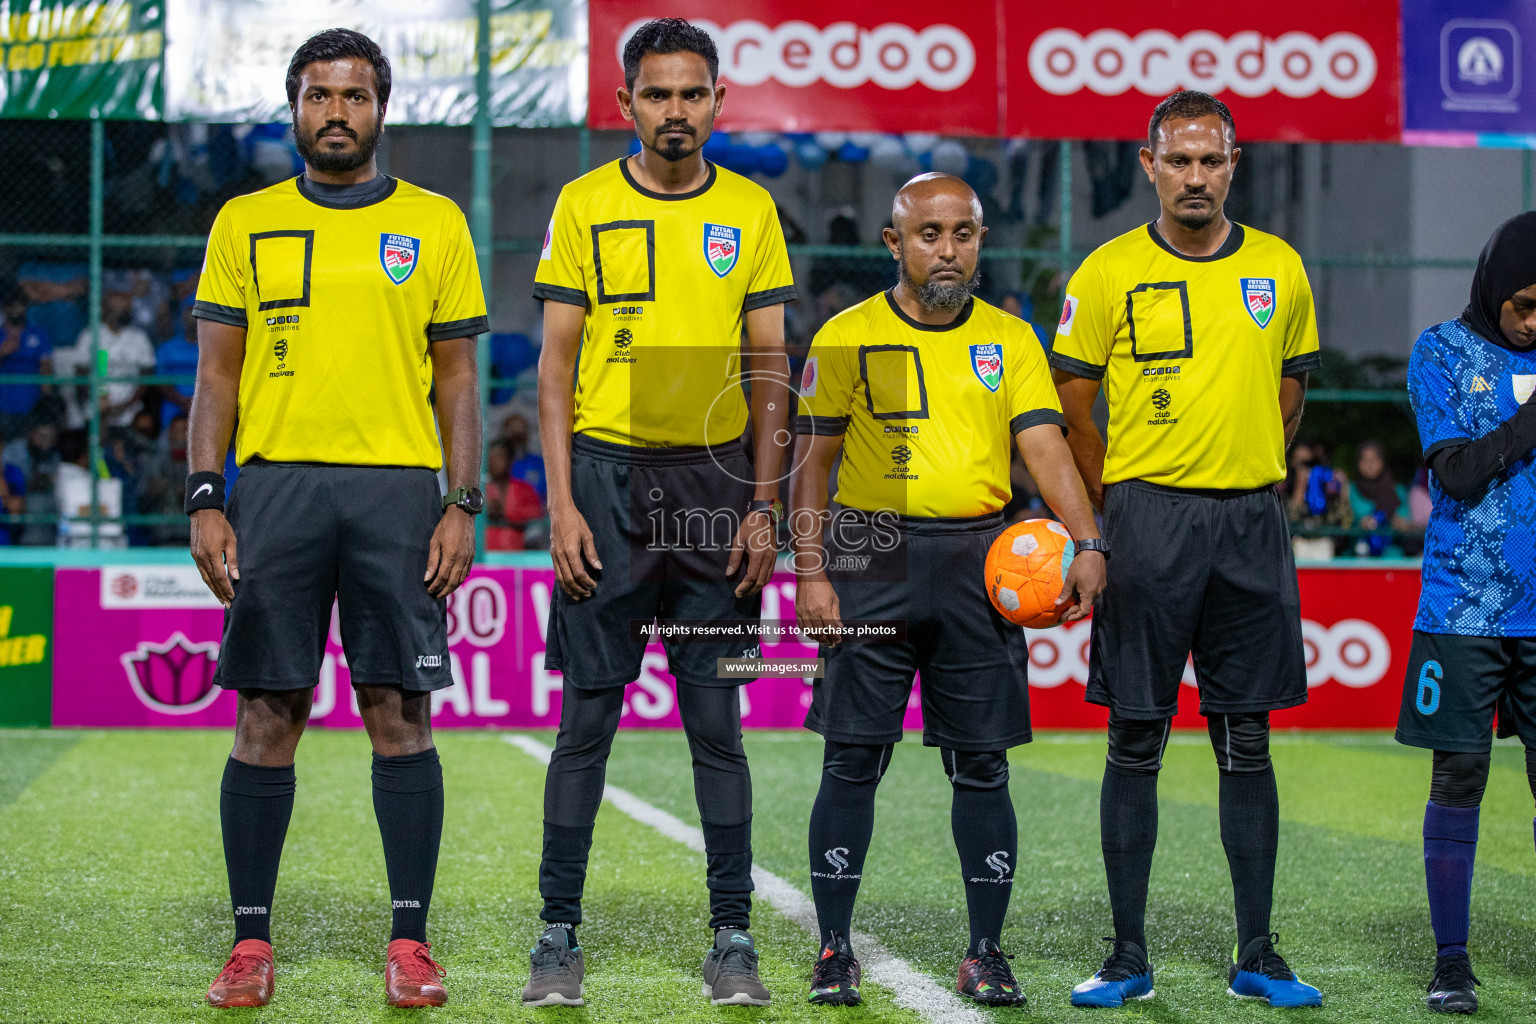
[522,927,585,1007]
[702,928,771,1006]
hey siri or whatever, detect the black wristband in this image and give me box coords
[184,472,226,515]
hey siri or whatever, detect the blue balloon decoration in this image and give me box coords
[796,141,828,170]
[627,137,642,156]
[721,144,760,175]
[701,131,731,163]
[755,143,789,178]
[836,141,870,163]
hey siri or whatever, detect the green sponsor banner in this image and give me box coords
[0,0,163,119]
[165,0,584,126]
[0,567,53,726]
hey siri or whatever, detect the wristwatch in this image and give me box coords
[748,498,785,525]
[443,485,485,516]
[1076,537,1110,558]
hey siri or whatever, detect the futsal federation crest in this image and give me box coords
[1242,278,1276,329]
[970,344,1003,392]
[704,223,741,278]
[380,233,420,285]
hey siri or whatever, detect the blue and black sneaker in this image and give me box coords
[1227,933,1322,1007]
[1070,938,1154,1008]
[1427,952,1479,1014]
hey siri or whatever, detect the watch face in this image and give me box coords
[463,488,485,514]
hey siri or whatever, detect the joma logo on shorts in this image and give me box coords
[415,655,443,669]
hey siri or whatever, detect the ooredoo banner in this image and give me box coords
[1001,0,1401,141]
[588,0,1401,140]
[588,1,1000,134]
[51,564,1415,731]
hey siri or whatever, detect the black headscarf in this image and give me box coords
[1462,210,1536,349]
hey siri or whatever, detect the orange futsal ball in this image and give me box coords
[985,519,1077,629]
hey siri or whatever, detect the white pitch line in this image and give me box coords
[502,734,984,1024]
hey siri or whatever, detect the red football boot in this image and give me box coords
[386,939,448,1007]
[207,938,274,1008]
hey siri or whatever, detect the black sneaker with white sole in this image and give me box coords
[702,929,771,1006]
[522,926,584,1007]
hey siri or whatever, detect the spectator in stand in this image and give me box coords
[1285,441,1353,529]
[4,421,60,545]
[157,300,200,430]
[0,286,55,438]
[104,268,173,342]
[484,440,543,550]
[17,261,86,354]
[1349,440,1409,532]
[499,411,546,498]
[138,413,191,546]
[53,427,124,548]
[57,292,156,429]
[0,428,26,545]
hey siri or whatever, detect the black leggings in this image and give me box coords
[1106,711,1272,775]
[541,682,752,928]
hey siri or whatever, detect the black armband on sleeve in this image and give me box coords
[1426,402,1536,502]
[184,472,227,515]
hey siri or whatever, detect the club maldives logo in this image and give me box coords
[120,632,222,715]
[704,223,741,278]
[380,233,420,285]
[1242,278,1277,328]
[970,344,1003,392]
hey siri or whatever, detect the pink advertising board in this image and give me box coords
[51,563,1416,731]
[50,565,871,730]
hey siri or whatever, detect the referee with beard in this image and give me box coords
[1052,91,1323,1009]
[191,29,486,1010]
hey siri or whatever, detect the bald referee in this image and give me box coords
[190,30,485,1010]
[1052,91,1322,1008]
[793,173,1105,1008]
[523,19,793,1008]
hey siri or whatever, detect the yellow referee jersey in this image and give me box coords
[1050,223,1321,490]
[796,291,1064,518]
[533,158,796,447]
[194,175,488,470]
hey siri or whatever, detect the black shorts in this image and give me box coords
[803,511,1032,752]
[214,461,451,692]
[1085,480,1307,719]
[543,434,760,690]
[1395,631,1536,753]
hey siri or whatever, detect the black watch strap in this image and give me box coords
[1077,537,1110,558]
[443,485,485,516]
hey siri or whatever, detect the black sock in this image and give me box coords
[951,782,1017,955]
[540,686,624,925]
[1219,767,1279,950]
[808,748,885,947]
[678,682,755,932]
[1100,764,1158,950]
[220,757,296,945]
[372,748,444,944]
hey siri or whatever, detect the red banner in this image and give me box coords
[589,1,1004,135]
[1025,566,1420,730]
[590,0,1401,140]
[1001,0,1401,141]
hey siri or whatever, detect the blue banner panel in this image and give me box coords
[1404,0,1536,146]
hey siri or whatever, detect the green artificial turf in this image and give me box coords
[2,727,1535,1022]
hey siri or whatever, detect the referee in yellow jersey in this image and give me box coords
[793,173,1106,1009]
[189,30,486,1010]
[1052,91,1323,1009]
[524,19,793,1008]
